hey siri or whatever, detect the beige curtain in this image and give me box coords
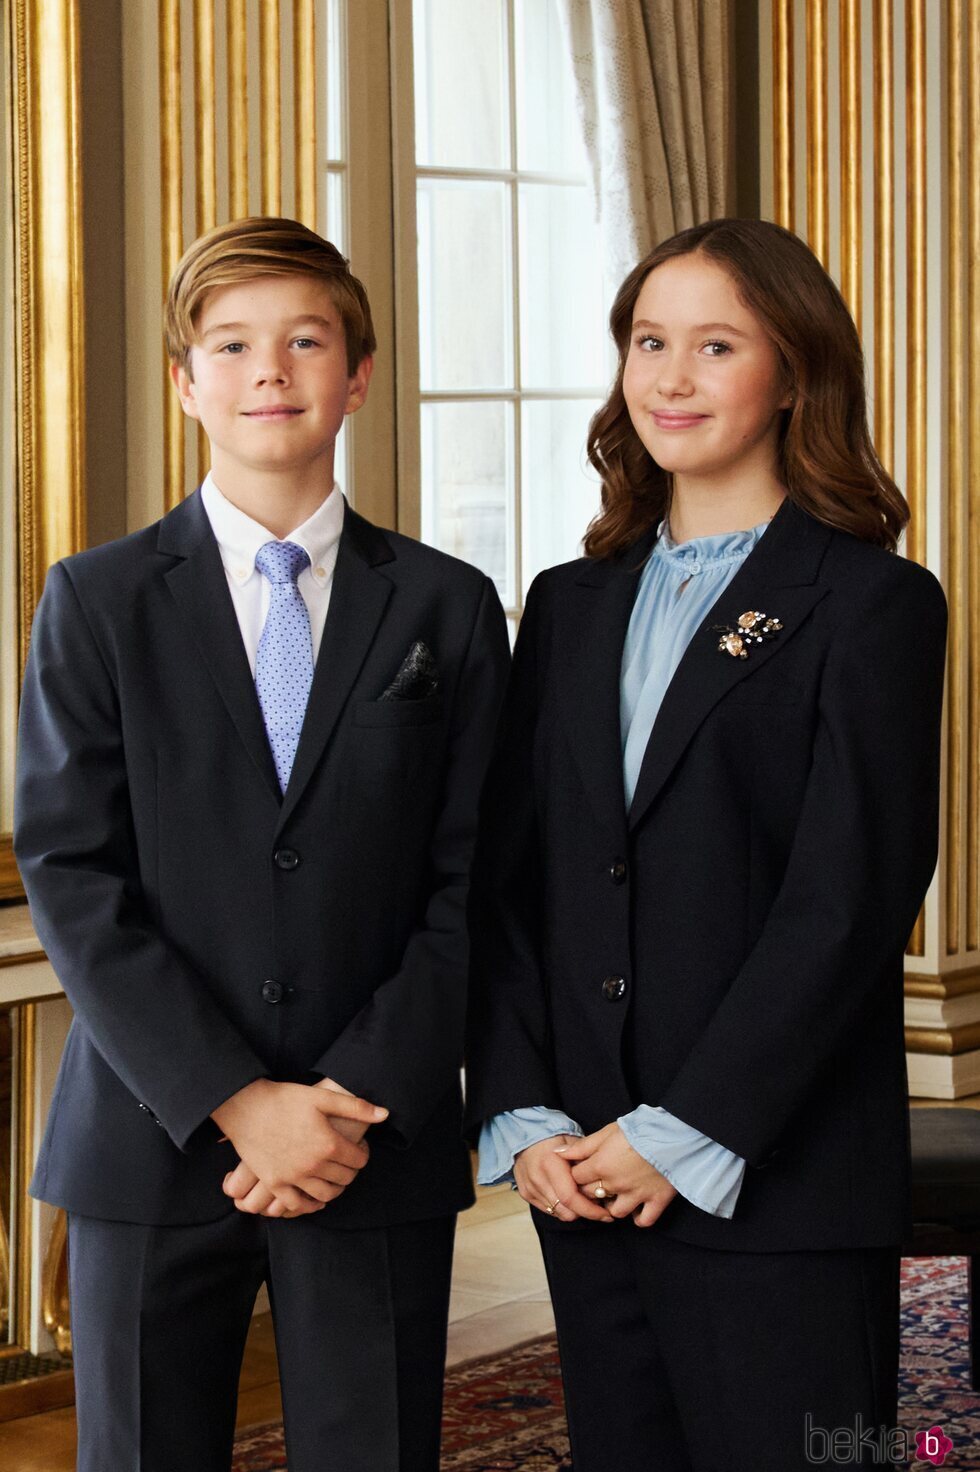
[555,0,733,292]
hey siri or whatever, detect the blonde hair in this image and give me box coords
[164,216,376,375]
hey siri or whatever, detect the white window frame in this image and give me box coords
[389,0,608,619]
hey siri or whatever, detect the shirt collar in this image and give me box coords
[201,472,345,586]
[653,514,772,570]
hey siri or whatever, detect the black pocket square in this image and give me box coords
[380,641,439,701]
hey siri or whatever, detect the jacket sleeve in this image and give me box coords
[463,574,567,1134]
[14,561,268,1150]
[660,559,948,1167]
[312,574,511,1148]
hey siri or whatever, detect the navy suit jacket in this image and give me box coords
[16,490,510,1227]
[465,498,947,1251]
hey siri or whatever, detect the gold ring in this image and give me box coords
[545,1197,561,1216]
[592,1179,608,1200]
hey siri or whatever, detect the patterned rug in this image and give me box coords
[231,1256,978,1470]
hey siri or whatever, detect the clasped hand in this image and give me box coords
[212,1076,387,1220]
[514,1122,677,1228]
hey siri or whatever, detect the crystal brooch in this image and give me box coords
[712,610,783,659]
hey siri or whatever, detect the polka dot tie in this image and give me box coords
[254,541,314,792]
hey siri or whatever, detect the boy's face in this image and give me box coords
[171,273,371,488]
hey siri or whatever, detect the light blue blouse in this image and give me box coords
[477,517,771,1218]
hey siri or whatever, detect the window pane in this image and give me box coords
[326,0,344,162]
[519,183,607,389]
[326,168,346,253]
[413,0,508,168]
[516,0,586,174]
[418,179,513,391]
[332,419,349,501]
[324,173,348,495]
[521,398,602,595]
[421,399,515,604]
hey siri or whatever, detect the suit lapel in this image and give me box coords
[627,499,833,832]
[276,503,395,831]
[160,492,282,804]
[560,535,655,840]
[159,492,398,821]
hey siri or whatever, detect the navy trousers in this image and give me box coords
[67,1209,456,1472]
[537,1220,900,1472]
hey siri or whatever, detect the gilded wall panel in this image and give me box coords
[126,0,331,521]
[763,0,980,1091]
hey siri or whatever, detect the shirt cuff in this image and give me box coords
[477,1106,584,1187]
[617,1105,746,1219]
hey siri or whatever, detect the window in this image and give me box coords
[396,0,613,629]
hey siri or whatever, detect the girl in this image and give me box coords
[465,218,946,1470]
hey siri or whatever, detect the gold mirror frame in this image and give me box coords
[1,0,86,900]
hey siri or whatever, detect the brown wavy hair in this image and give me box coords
[583,218,908,559]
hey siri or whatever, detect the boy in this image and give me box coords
[15,216,509,1472]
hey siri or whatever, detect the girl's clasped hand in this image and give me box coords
[513,1129,677,1227]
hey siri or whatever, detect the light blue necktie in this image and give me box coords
[254,540,314,791]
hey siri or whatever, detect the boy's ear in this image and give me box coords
[170,361,202,421]
[344,354,374,417]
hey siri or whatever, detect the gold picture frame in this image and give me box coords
[1,0,86,901]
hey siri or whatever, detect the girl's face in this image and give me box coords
[621,253,792,488]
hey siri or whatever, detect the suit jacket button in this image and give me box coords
[609,859,628,884]
[274,848,300,871]
[261,979,284,1004]
[601,975,627,1001]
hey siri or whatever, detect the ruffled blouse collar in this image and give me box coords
[652,515,772,576]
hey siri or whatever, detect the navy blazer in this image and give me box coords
[16,490,510,1227]
[465,498,947,1251]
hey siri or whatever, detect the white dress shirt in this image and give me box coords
[200,472,344,673]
